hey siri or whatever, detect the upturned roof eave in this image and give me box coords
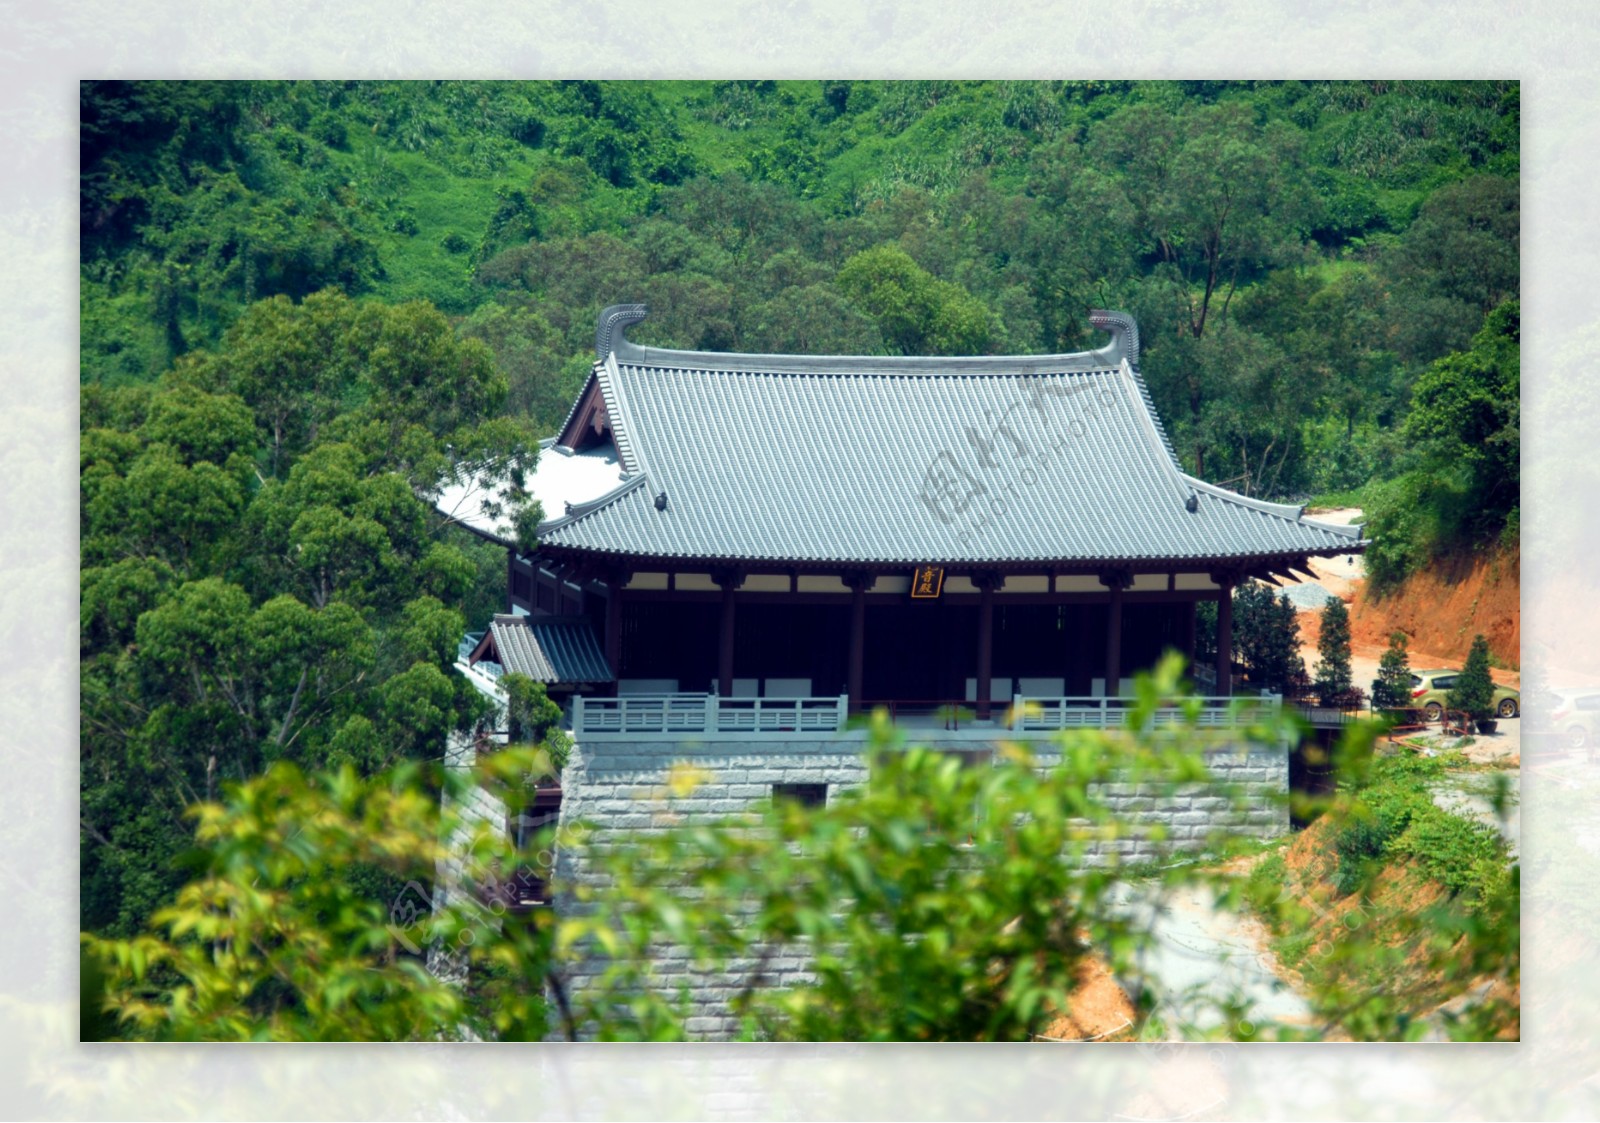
[531,541,1365,573]
[526,305,1368,568]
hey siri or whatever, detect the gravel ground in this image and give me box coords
[1278,581,1338,610]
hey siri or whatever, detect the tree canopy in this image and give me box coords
[80,290,538,936]
[1231,582,1308,698]
[82,80,1519,508]
[1314,597,1356,706]
[1372,631,1414,711]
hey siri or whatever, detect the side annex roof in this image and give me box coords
[468,615,615,685]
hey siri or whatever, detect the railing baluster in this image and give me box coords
[575,692,1277,738]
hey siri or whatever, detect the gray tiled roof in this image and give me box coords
[537,308,1363,568]
[480,615,614,684]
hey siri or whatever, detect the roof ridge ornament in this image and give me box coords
[1088,309,1140,370]
[596,304,649,362]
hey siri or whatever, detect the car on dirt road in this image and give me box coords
[1410,669,1520,722]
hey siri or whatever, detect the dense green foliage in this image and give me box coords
[80,290,541,936]
[94,660,1283,1042]
[83,80,1518,503]
[82,750,556,1041]
[500,671,572,772]
[1330,750,1512,907]
[1240,746,1519,1039]
[85,661,1516,1041]
[1360,301,1520,590]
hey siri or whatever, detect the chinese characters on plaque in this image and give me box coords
[911,565,945,599]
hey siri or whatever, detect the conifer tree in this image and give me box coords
[1448,634,1497,721]
[1230,583,1307,697]
[1371,631,1413,711]
[1314,596,1354,706]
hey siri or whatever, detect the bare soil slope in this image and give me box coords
[1348,544,1520,670]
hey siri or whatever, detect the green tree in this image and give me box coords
[1401,300,1519,535]
[1363,302,1519,592]
[1383,175,1520,361]
[1232,582,1307,697]
[1371,631,1414,712]
[1090,100,1311,344]
[172,290,361,477]
[1314,597,1354,706]
[79,291,536,936]
[745,284,883,355]
[459,298,577,429]
[501,672,572,772]
[1448,635,1497,721]
[82,750,556,1041]
[835,245,994,355]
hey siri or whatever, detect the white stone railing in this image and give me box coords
[573,693,850,738]
[1008,694,1279,732]
[570,692,1278,739]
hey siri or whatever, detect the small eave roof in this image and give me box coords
[473,615,614,684]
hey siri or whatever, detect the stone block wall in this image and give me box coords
[547,731,1290,1040]
[550,738,868,1039]
[1051,741,1291,863]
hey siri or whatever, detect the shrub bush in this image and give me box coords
[1448,634,1496,720]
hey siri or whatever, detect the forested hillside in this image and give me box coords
[79,80,1519,934]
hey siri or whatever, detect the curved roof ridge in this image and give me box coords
[612,341,1122,376]
[1183,475,1364,540]
[596,351,646,477]
[599,302,1135,375]
[1298,511,1365,541]
[1118,359,1194,510]
[1127,366,1181,470]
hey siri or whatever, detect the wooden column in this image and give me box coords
[843,572,876,714]
[974,571,1001,720]
[1214,575,1235,696]
[1104,578,1125,699]
[505,549,518,614]
[604,575,626,693]
[713,570,744,697]
[1181,600,1198,665]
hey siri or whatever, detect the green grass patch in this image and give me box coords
[1274,929,1315,970]
[1305,488,1365,511]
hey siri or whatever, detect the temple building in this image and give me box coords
[440,304,1362,725]
[434,303,1365,1039]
